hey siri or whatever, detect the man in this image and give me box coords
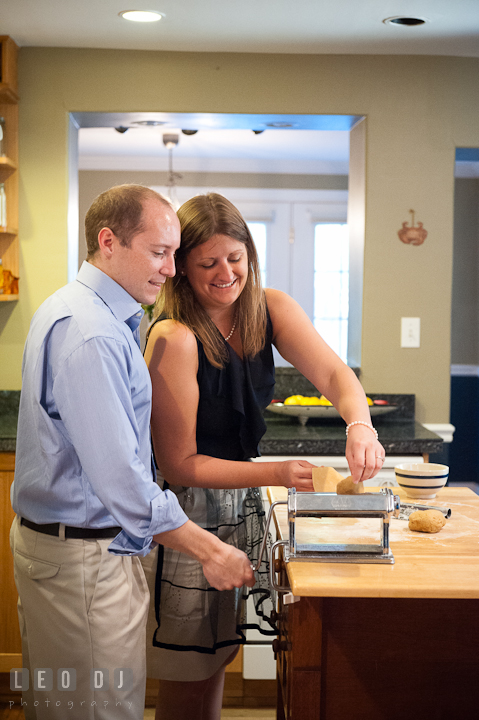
[10,184,254,720]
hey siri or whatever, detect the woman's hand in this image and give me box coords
[275,459,316,491]
[345,424,386,484]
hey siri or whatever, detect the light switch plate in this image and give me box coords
[401,317,420,348]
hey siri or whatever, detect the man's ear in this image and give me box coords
[97,227,116,257]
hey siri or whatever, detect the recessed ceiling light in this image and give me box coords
[383,16,428,27]
[119,10,164,23]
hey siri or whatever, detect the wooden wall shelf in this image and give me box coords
[0,36,18,100]
[0,83,19,104]
[0,157,17,179]
[0,36,19,293]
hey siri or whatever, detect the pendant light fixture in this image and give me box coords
[162,133,182,209]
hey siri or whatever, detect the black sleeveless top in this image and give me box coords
[196,310,275,461]
[149,310,276,462]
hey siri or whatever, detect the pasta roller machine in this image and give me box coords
[255,488,401,592]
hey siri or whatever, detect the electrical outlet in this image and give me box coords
[401,317,420,348]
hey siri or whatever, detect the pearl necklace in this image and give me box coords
[224,314,237,342]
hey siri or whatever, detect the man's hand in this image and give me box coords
[202,543,255,591]
[154,519,255,591]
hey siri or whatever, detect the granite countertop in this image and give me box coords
[0,388,442,457]
[259,416,442,456]
[0,391,19,453]
[258,382,443,456]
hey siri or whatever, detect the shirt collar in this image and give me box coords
[76,261,143,324]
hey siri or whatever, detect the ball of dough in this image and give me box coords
[336,476,364,495]
[312,466,345,492]
[408,509,446,533]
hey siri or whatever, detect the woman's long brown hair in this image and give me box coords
[154,193,267,368]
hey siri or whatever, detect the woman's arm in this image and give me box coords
[144,319,315,490]
[265,288,385,483]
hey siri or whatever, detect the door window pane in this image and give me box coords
[247,222,267,288]
[314,223,349,362]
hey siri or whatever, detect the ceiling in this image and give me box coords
[79,127,352,175]
[5,0,476,174]
[76,113,357,174]
[2,0,479,57]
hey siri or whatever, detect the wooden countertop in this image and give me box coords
[267,486,479,600]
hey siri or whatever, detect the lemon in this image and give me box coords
[302,396,322,405]
[284,395,304,405]
[317,396,333,406]
[366,396,373,406]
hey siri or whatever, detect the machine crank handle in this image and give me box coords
[269,540,291,593]
[252,499,287,572]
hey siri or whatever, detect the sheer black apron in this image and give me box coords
[147,310,277,654]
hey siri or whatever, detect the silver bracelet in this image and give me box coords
[345,420,378,440]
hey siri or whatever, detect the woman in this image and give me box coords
[143,193,385,720]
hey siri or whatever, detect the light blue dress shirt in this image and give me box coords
[11,261,188,556]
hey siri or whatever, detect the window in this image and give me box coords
[314,223,349,362]
[162,187,350,365]
[247,222,267,287]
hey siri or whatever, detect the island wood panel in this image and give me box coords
[275,594,479,720]
[268,486,479,719]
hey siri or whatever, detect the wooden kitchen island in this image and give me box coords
[268,486,479,720]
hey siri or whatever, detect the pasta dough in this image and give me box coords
[336,475,364,495]
[408,509,446,533]
[312,466,344,492]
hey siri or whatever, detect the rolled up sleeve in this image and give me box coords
[52,335,188,555]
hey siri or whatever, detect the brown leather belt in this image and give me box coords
[20,517,121,539]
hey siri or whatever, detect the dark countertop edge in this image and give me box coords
[0,393,441,457]
[259,419,443,456]
[0,439,16,453]
[259,440,443,456]
[2,437,442,456]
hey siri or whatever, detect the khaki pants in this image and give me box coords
[10,516,149,720]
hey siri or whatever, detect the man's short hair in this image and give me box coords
[85,184,171,258]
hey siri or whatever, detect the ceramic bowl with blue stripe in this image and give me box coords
[394,463,449,499]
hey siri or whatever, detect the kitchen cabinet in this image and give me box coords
[268,485,479,719]
[0,452,21,673]
[0,36,19,301]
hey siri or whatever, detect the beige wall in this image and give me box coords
[2,48,479,421]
